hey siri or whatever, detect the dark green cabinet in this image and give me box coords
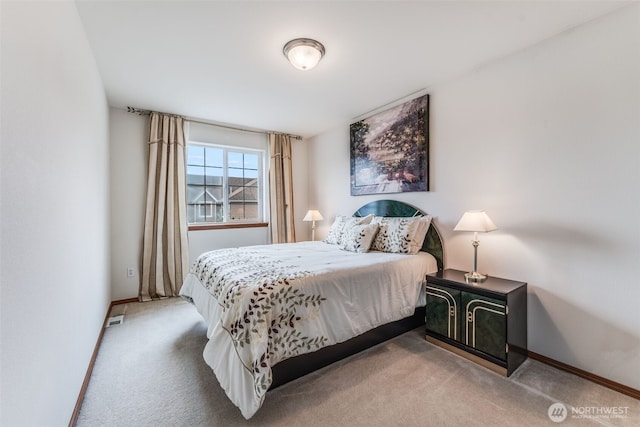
[461,291,507,360]
[425,285,460,340]
[426,269,527,376]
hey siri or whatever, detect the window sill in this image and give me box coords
[188,222,268,231]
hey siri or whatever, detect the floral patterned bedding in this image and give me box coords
[180,241,437,419]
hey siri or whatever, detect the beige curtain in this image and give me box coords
[269,133,296,243]
[140,113,189,301]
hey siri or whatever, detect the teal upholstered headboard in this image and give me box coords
[353,199,444,271]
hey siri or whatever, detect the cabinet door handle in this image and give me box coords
[467,311,473,323]
[449,307,455,317]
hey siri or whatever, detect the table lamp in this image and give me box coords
[303,210,324,241]
[454,210,497,282]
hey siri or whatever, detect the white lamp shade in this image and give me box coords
[283,39,325,71]
[303,210,324,222]
[454,210,497,233]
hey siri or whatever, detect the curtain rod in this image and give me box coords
[126,106,302,140]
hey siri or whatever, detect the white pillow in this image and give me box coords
[323,214,374,245]
[408,216,432,254]
[340,223,379,253]
[370,216,432,254]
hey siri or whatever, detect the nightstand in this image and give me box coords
[425,269,527,376]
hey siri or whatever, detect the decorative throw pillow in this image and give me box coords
[324,215,349,245]
[370,216,432,254]
[407,215,432,254]
[340,223,379,253]
[323,214,374,245]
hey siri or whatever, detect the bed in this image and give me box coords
[179,200,444,419]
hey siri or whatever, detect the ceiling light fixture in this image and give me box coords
[283,38,325,71]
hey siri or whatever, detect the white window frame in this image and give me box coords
[186,141,265,226]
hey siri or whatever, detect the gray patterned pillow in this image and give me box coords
[370,216,431,254]
[324,214,374,245]
[340,223,379,253]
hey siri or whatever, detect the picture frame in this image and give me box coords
[350,94,429,196]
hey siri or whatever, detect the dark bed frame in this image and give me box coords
[270,200,444,389]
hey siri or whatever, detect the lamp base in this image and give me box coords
[465,271,488,283]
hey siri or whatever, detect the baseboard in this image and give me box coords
[528,350,640,400]
[68,297,139,427]
[112,297,140,305]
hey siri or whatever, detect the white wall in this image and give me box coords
[292,137,311,241]
[308,4,640,389]
[0,2,110,426]
[109,108,148,301]
[109,114,309,299]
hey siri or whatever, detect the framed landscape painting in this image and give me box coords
[350,94,429,196]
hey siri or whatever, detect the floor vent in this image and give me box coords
[106,314,124,327]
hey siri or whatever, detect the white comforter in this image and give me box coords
[180,241,437,419]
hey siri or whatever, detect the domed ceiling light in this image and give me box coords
[283,38,325,71]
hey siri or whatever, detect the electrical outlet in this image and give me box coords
[127,267,135,278]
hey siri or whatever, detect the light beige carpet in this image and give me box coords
[77,298,639,426]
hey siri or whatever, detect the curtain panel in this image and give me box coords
[268,133,296,243]
[140,113,189,301]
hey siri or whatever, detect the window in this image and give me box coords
[186,143,264,225]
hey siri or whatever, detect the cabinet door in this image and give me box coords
[461,292,506,361]
[426,284,460,341]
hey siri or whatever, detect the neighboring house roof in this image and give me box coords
[187,175,258,204]
[188,188,220,205]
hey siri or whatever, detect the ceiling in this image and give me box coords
[76,1,625,138]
